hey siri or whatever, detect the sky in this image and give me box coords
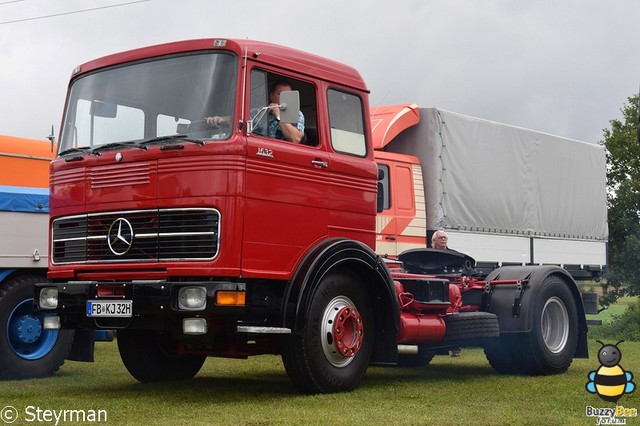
[0,0,638,144]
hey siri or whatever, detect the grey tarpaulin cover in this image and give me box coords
[387,108,608,241]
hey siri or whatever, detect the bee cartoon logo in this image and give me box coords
[586,340,636,403]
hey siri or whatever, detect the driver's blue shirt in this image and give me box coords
[256,111,305,140]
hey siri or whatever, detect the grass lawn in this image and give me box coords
[1,338,638,425]
[586,296,638,324]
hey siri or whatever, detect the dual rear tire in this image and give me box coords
[484,275,579,375]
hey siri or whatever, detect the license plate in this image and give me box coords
[87,300,132,317]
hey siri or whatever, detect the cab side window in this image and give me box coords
[377,164,390,213]
[249,69,318,146]
[327,89,366,156]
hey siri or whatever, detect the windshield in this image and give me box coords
[59,52,238,154]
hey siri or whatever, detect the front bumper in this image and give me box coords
[35,280,246,331]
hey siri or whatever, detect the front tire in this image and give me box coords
[0,273,74,379]
[485,275,578,375]
[117,330,206,383]
[282,268,373,393]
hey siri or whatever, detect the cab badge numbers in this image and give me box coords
[257,147,274,158]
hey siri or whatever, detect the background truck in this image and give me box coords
[0,135,74,379]
[35,38,593,394]
[373,104,608,279]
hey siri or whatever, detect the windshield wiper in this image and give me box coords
[90,141,148,154]
[140,134,205,147]
[58,146,97,157]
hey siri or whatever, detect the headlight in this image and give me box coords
[39,288,59,309]
[178,286,207,310]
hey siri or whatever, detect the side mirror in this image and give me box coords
[279,90,300,124]
[47,125,56,153]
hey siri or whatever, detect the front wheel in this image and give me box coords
[281,268,373,393]
[117,330,206,383]
[485,275,578,375]
[0,274,74,379]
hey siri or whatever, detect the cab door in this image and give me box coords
[242,69,329,278]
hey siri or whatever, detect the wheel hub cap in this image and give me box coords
[333,306,363,358]
[321,295,364,367]
[15,315,42,343]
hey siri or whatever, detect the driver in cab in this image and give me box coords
[206,80,305,143]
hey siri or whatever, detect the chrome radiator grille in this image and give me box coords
[52,208,220,264]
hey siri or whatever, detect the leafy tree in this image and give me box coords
[601,93,640,306]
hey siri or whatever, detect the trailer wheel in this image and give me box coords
[282,268,373,393]
[117,330,206,383]
[485,275,578,375]
[0,273,73,379]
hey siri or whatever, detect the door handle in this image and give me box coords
[311,159,328,168]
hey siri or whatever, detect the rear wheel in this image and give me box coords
[282,269,373,393]
[117,330,206,383]
[485,275,578,375]
[0,274,73,379]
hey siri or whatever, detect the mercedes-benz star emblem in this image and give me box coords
[107,218,134,256]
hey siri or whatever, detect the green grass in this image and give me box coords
[1,339,638,425]
[587,296,638,324]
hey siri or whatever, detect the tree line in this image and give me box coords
[601,93,640,306]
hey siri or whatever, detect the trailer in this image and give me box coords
[373,104,608,279]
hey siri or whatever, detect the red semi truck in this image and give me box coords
[35,39,596,393]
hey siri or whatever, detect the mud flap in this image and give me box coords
[67,329,96,362]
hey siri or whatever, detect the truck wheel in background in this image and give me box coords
[282,268,373,393]
[484,275,578,375]
[0,273,74,379]
[117,330,206,383]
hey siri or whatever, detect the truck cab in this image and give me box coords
[36,39,399,393]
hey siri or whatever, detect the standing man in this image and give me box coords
[431,230,449,250]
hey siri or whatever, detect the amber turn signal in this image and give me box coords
[216,290,246,306]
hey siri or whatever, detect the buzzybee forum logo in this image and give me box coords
[585,340,637,424]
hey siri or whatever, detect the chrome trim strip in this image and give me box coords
[236,326,292,334]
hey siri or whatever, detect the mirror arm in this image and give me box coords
[245,104,287,136]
